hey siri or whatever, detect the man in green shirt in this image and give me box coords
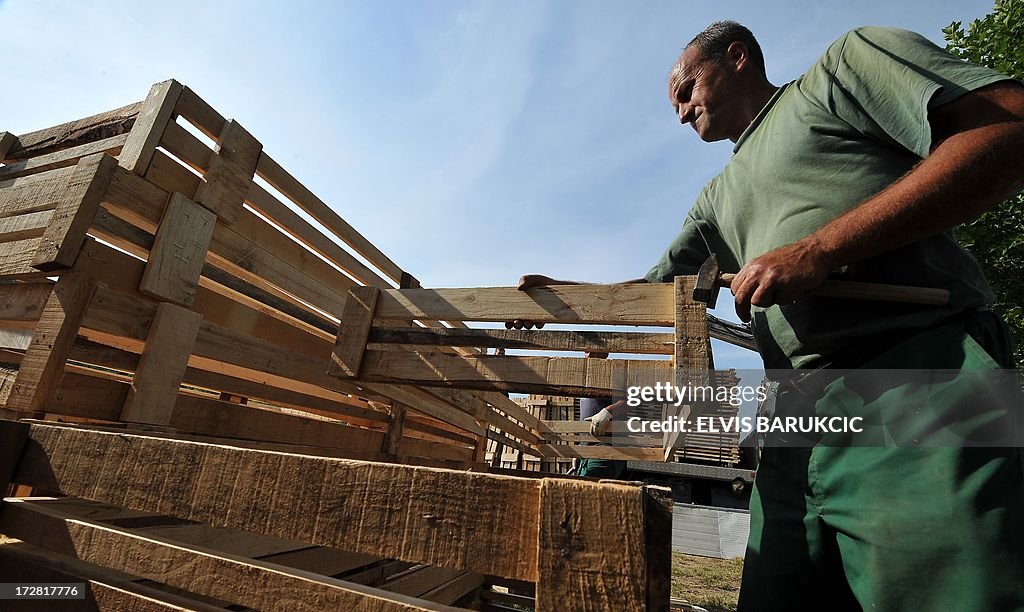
[520,21,1024,610]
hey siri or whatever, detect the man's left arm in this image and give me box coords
[730,82,1024,322]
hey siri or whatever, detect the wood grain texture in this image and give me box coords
[0,134,126,182]
[119,80,184,174]
[256,152,406,284]
[139,192,215,306]
[6,272,96,412]
[0,419,29,493]
[0,209,53,243]
[356,351,670,398]
[13,422,543,580]
[174,86,226,141]
[0,281,52,324]
[665,276,711,461]
[0,499,462,612]
[194,120,261,225]
[32,153,118,271]
[330,286,380,377]
[0,131,15,161]
[375,285,675,326]
[369,326,675,355]
[535,479,648,611]
[0,165,77,219]
[384,403,408,455]
[5,101,141,162]
[120,302,203,425]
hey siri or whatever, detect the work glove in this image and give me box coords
[587,408,613,437]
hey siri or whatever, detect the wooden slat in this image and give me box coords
[534,444,664,461]
[256,152,406,285]
[246,182,392,288]
[665,276,710,461]
[0,165,76,219]
[0,540,228,611]
[356,351,670,398]
[174,86,226,141]
[119,79,184,174]
[139,192,216,306]
[370,326,675,355]
[159,119,212,174]
[384,403,408,455]
[6,272,96,412]
[0,209,52,243]
[32,153,117,271]
[0,134,126,182]
[13,422,543,580]
[194,120,261,224]
[375,285,675,326]
[4,101,141,162]
[535,480,665,612]
[0,282,52,324]
[0,420,29,493]
[0,132,16,161]
[120,303,203,425]
[0,499,463,612]
[331,286,380,377]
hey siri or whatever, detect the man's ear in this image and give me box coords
[726,41,748,72]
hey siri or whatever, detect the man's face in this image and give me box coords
[669,45,742,142]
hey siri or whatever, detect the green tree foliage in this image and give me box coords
[943,0,1024,367]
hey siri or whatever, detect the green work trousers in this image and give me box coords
[739,311,1024,611]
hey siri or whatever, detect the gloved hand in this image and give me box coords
[587,408,613,437]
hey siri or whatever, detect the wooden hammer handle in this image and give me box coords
[718,273,950,306]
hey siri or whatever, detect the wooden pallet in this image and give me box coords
[0,79,544,467]
[0,419,672,611]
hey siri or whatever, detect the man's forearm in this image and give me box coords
[730,83,1024,319]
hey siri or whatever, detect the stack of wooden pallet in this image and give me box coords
[0,78,675,610]
[0,78,542,466]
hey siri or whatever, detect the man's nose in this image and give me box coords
[677,103,692,124]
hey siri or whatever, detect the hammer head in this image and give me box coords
[693,254,721,308]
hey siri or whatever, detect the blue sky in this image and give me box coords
[0,0,997,371]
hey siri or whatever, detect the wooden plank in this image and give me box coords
[384,403,408,455]
[119,79,184,174]
[643,487,673,612]
[120,151,353,317]
[420,571,485,605]
[0,209,52,243]
[0,282,52,323]
[246,182,391,289]
[665,276,710,462]
[13,422,544,580]
[256,152,406,285]
[534,444,664,461]
[0,238,46,279]
[6,272,96,412]
[5,101,141,162]
[536,479,649,612]
[139,193,216,306]
[0,499,462,612]
[0,165,77,219]
[0,420,29,494]
[356,351,670,397]
[0,540,228,611]
[0,134,126,182]
[331,286,380,377]
[370,326,675,355]
[120,303,203,425]
[0,131,15,161]
[32,153,118,271]
[375,285,675,326]
[194,120,261,224]
[174,86,226,141]
[159,119,212,174]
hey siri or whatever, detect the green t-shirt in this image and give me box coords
[646,27,1015,369]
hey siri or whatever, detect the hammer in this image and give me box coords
[693,254,951,308]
